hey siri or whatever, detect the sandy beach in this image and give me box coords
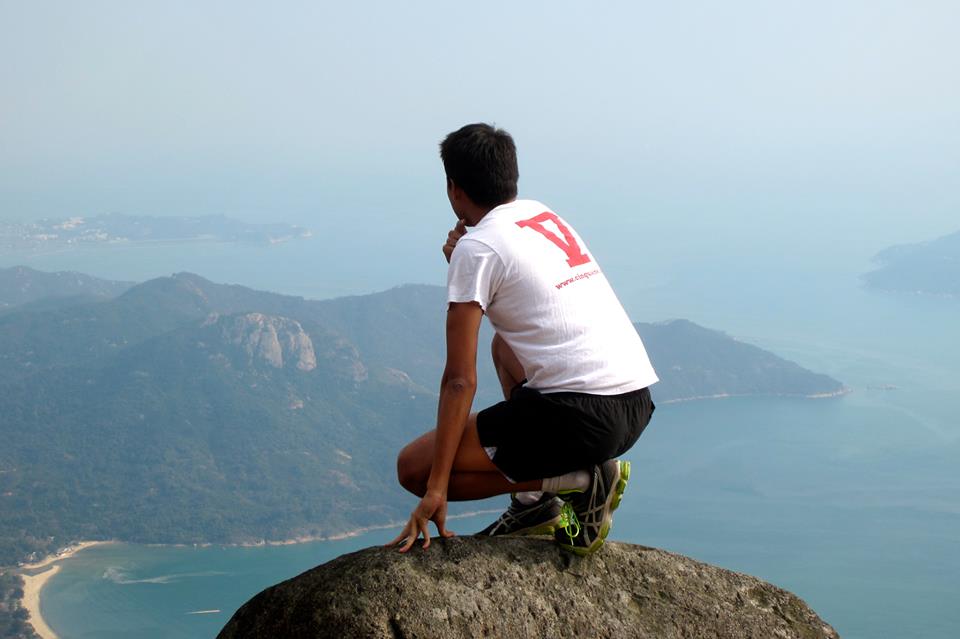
[18,541,110,639]
[20,564,62,639]
[20,541,105,572]
[14,513,501,636]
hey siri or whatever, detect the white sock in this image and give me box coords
[515,491,543,505]
[541,470,590,494]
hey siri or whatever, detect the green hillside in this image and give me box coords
[0,272,844,568]
[636,319,845,401]
[0,265,132,311]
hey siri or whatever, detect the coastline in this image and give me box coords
[235,508,502,547]
[659,387,851,404]
[20,565,61,639]
[20,541,107,572]
[13,510,501,637]
[18,541,111,639]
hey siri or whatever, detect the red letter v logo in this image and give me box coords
[516,212,592,267]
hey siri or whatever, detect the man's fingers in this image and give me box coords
[385,523,409,547]
[398,537,414,553]
[391,497,453,553]
[442,221,466,264]
[420,521,431,550]
[398,523,417,553]
[386,522,413,549]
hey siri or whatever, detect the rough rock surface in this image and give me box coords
[217,537,839,639]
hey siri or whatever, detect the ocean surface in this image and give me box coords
[4,236,958,639]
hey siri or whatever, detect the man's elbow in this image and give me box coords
[442,375,477,394]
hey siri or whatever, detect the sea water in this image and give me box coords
[7,238,958,638]
[40,390,960,639]
[39,520,495,639]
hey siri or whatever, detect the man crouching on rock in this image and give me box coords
[389,123,658,555]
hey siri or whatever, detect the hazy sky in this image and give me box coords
[2,1,958,277]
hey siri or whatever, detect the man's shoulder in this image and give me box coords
[452,234,497,254]
[493,198,551,218]
[471,200,550,239]
[448,235,505,271]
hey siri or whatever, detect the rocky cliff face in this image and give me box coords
[217,538,839,639]
[217,313,318,372]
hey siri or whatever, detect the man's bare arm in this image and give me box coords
[427,301,484,495]
[387,300,483,552]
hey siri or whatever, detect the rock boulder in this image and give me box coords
[218,537,839,638]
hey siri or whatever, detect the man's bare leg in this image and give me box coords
[490,332,566,505]
[390,326,530,547]
[395,333,588,537]
[396,412,542,501]
[397,333,528,500]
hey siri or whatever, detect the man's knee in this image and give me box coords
[396,444,428,497]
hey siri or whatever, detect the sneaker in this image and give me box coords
[554,459,630,555]
[475,493,563,537]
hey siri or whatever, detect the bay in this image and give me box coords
[10,236,958,639]
[40,516,494,639]
[41,388,960,639]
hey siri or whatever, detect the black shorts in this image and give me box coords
[476,384,655,482]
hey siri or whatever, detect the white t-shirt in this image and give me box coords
[447,199,658,395]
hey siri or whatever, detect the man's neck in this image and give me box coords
[465,199,516,226]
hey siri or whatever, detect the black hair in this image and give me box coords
[439,123,519,208]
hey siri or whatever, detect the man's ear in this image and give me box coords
[447,178,461,201]
[449,181,476,210]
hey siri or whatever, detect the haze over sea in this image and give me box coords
[3,224,958,639]
[2,2,958,637]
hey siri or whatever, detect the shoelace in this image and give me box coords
[557,502,581,544]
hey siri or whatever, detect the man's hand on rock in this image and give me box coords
[387,490,455,553]
[442,220,467,263]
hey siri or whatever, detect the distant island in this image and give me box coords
[862,230,960,297]
[0,213,311,251]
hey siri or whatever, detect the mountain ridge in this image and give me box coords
[0,265,133,311]
[0,270,844,568]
